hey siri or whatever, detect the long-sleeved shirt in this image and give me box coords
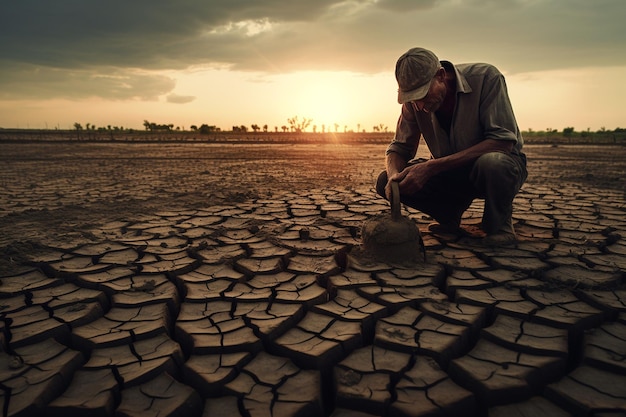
[387,60,525,162]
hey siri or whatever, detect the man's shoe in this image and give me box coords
[481,231,517,246]
[481,219,517,246]
[428,222,464,236]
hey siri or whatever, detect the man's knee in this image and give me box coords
[477,151,512,171]
[471,151,526,193]
[474,152,522,178]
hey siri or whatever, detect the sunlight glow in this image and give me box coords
[292,73,357,131]
[169,68,397,132]
[507,66,626,131]
[3,65,623,132]
[283,71,397,132]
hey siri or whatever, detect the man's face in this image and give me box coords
[410,73,446,114]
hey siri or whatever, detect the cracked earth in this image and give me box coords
[0,141,625,417]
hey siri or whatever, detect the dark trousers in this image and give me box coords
[376,152,527,234]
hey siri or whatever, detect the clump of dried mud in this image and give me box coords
[357,213,426,267]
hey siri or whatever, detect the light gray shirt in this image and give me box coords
[387,61,524,161]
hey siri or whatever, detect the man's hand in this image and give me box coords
[385,162,433,199]
[383,139,515,200]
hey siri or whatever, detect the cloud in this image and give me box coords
[0,64,175,100]
[166,94,196,104]
[0,0,347,69]
[374,0,437,12]
[1,0,624,100]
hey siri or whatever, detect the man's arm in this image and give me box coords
[389,138,514,196]
[384,103,422,199]
[385,151,408,179]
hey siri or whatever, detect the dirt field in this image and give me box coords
[1,141,623,250]
[0,141,625,417]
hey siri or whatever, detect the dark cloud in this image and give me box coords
[0,0,347,69]
[1,0,624,100]
[0,63,175,100]
[430,0,626,72]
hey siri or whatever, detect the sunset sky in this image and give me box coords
[1,0,624,132]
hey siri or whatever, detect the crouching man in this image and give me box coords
[377,47,528,245]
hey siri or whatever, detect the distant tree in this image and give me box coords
[287,116,312,133]
[251,124,260,132]
[312,125,317,133]
[281,125,288,133]
[73,122,83,140]
[373,123,387,133]
[334,123,339,133]
[263,124,268,132]
[563,127,575,136]
[143,120,174,131]
[190,125,198,131]
[199,124,217,134]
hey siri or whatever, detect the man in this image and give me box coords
[376,47,527,245]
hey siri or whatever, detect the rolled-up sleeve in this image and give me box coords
[386,103,421,161]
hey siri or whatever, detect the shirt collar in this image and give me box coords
[441,60,472,95]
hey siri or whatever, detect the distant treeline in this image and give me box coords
[0,127,624,145]
[0,129,395,144]
[522,127,626,144]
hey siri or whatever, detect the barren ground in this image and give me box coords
[1,142,623,252]
[0,141,625,417]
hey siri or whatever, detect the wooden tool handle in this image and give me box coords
[391,181,401,221]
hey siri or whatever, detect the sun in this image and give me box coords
[171,68,396,133]
[290,72,363,131]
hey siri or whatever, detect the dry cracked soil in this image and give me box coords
[0,140,625,417]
